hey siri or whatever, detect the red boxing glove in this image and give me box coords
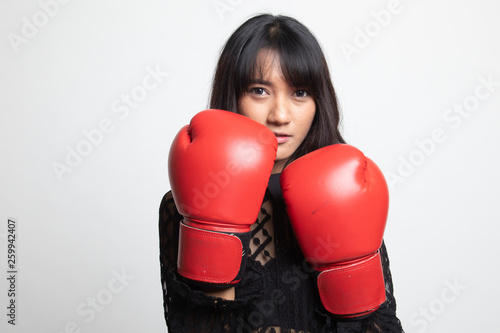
[280,144,389,318]
[168,109,277,285]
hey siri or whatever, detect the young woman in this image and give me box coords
[159,14,404,332]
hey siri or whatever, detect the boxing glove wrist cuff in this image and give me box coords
[317,251,386,318]
[177,222,250,285]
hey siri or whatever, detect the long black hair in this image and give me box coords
[210,14,346,166]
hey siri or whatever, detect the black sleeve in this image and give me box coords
[158,192,268,333]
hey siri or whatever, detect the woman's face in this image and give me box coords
[238,51,316,173]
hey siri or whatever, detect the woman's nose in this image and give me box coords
[267,96,291,125]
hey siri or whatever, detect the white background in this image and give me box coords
[1,1,499,332]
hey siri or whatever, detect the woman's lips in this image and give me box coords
[274,132,291,144]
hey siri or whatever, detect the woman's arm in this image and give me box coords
[159,191,267,332]
[200,287,235,300]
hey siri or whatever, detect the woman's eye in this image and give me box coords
[250,87,266,95]
[294,90,308,98]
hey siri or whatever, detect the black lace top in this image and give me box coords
[159,174,404,332]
